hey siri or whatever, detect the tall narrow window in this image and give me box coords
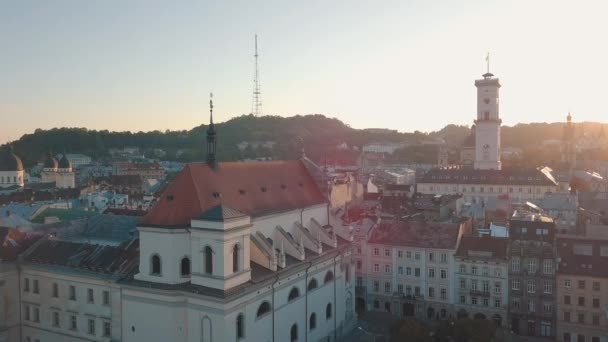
[288,287,300,301]
[324,271,334,284]
[181,257,191,276]
[290,324,298,342]
[307,278,318,292]
[309,313,316,330]
[236,313,244,339]
[233,244,240,273]
[151,255,161,275]
[326,303,332,319]
[204,246,213,274]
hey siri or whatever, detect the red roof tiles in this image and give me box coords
[141,160,326,227]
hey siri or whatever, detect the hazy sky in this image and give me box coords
[2,0,608,143]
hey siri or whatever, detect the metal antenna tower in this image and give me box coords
[251,34,262,116]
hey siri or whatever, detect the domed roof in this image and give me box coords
[43,152,58,169]
[0,146,24,172]
[58,154,72,169]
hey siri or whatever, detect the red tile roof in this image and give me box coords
[141,160,327,227]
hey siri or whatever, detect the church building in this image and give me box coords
[418,67,559,204]
[0,146,25,192]
[120,96,356,342]
[40,152,76,189]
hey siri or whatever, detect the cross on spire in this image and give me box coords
[206,92,217,167]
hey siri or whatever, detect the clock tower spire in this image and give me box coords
[474,56,502,170]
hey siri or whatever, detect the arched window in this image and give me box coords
[180,257,190,276]
[256,301,271,317]
[345,265,350,282]
[288,287,300,302]
[290,324,298,342]
[151,254,161,275]
[236,313,244,339]
[309,313,316,330]
[204,246,213,274]
[307,278,318,292]
[324,271,334,284]
[233,244,240,273]
[326,303,332,319]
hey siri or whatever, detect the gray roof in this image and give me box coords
[536,193,577,211]
[57,214,139,244]
[198,204,247,222]
[419,167,557,186]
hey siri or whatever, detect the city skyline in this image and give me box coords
[3,0,608,144]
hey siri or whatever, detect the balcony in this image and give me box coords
[470,290,491,297]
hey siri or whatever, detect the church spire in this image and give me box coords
[206,93,217,167]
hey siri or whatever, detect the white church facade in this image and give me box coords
[1,98,356,342]
[120,98,356,342]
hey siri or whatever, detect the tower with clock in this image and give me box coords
[474,55,502,170]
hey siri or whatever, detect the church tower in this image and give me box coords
[474,55,502,170]
[561,112,576,170]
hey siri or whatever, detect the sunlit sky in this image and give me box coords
[2,0,608,143]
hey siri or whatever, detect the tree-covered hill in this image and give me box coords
[3,113,606,168]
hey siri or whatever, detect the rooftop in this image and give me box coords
[141,160,326,227]
[557,237,608,278]
[24,238,139,276]
[368,219,464,249]
[455,235,509,260]
[419,167,557,186]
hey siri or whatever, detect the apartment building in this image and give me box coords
[556,234,608,342]
[508,210,557,339]
[454,235,509,326]
[357,218,471,320]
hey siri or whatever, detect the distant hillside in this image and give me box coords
[3,114,606,168]
[5,114,422,167]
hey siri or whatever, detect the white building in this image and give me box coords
[41,153,76,189]
[121,105,356,342]
[62,154,92,168]
[355,218,471,320]
[474,71,502,170]
[0,214,140,342]
[0,146,25,191]
[536,192,578,234]
[362,143,404,155]
[418,69,559,205]
[453,235,509,326]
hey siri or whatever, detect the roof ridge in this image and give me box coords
[186,164,207,213]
